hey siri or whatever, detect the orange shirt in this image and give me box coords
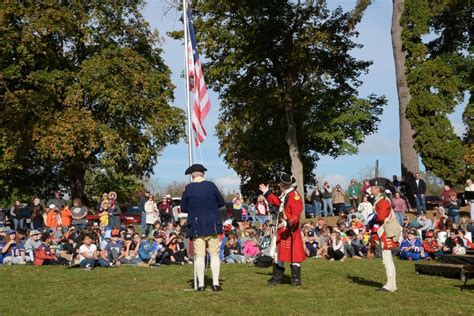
[61,207,72,227]
[46,210,59,228]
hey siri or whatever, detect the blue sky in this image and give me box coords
[141,1,465,192]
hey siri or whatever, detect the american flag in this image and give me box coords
[187,8,210,146]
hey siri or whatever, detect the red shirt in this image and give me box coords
[34,243,56,266]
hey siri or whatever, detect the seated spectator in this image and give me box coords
[442,229,465,254]
[304,231,319,258]
[148,231,169,266]
[358,195,373,223]
[347,207,364,224]
[327,232,345,261]
[120,233,143,265]
[24,230,42,263]
[224,234,244,263]
[1,230,26,265]
[458,230,474,250]
[104,231,124,265]
[352,232,367,258]
[138,234,153,263]
[243,236,260,262]
[422,231,443,259]
[349,215,364,230]
[162,233,189,265]
[417,214,433,238]
[400,230,429,261]
[336,213,347,229]
[79,234,111,270]
[34,233,68,266]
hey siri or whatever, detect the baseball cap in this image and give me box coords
[49,204,57,209]
[308,231,315,237]
[153,231,165,239]
[5,229,16,235]
[124,234,132,240]
[425,231,434,238]
[30,230,41,237]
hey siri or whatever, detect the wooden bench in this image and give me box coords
[415,263,474,291]
[461,265,474,291]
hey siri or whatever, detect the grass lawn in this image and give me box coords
[1,258,473,315]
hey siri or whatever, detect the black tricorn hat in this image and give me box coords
[185,164,207,175]
[279,172,296,185]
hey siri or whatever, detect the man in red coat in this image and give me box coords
[259,172,305,287]
[370,185,399,292]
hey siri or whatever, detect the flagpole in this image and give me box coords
[183,0,193,168]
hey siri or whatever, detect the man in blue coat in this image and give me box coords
[181,164,225,291]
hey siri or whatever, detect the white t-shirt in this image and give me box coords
[79,244,97,262]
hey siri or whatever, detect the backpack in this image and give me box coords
[253,255,273,268]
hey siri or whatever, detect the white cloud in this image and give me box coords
[358,134,398,155]
[214,176,241,192]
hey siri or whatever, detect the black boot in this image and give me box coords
[269,264,285,286]
[267,263,278,283]
[291,265,301,287]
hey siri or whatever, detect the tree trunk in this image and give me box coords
[391,0,419,184]
[70,165,86,200]
[283,74,305,221]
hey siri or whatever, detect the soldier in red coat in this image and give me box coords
[259,172,305,287]
[369,185,399,292]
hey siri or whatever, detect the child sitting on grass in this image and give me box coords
[79,234,111,270]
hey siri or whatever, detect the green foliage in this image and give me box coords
[401,0,473,185]
[174,0,385,196]
[0,1,185,200]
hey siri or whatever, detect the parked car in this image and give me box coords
[425,195,443,210]
[120,206,141,226]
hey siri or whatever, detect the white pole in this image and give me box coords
[184,0,193,169]
[183,0,197,291]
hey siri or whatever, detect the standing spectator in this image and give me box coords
[465,179,474,221]
[391,192,407,225]
[327,232,345,261]
[357,195,373,223]
[441,185,456,207]
[1,230,26,265]
[321,181,334,217]
[47,191,66,209]
[392,175,401,193]
[79,234,111,270]
[98,202,109,229]
[45,205,61,231]
[61,205,72,230]
[108,192,121,229]
[332,184,346,216]
[10,200,23,231]
[348,179,360,208]
[311,185,322,217]
[144,195,159,237]
[446,191,462,225]
[71,198,87,231]
[138,191,150,235]
[232,192,243,226]
[411,172,427,215]
[254,195,269,226]
[31,197,45,231]
[158,195,173,225]
[361,179,371,197]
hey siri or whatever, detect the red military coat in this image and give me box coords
[373,195,399,250]
[266,189,306,263]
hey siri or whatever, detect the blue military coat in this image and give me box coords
[180,179,225,238]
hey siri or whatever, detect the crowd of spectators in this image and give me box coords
[0,177,473,270]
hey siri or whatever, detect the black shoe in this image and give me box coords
[375,287,391,293]
[291,265,302,287]
[267,263,285,283]
[269,264,285,286]
[197,286,205,292]
[211,285,223,292]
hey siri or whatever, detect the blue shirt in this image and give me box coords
[181,180,225,238]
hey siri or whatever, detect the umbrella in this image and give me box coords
[369,177,391,187]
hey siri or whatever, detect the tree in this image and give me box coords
[401,0,473,185]
[0,1,185,200]
[176,0,385,206]
[391,0,420,183]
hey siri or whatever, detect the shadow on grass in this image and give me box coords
[346,274,383,288]
[186,275,226,290]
